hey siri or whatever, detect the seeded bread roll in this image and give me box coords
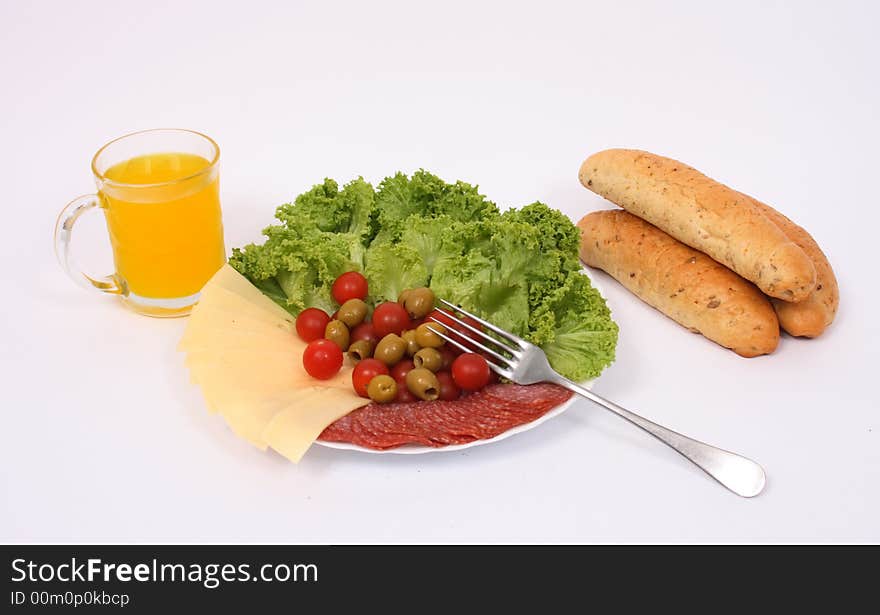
[746,197,839,337]
[579,149,816,302]
[578,210,779,357]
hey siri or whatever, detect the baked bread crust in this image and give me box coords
[747,198,839,337]
[578,210,779,357]
[579,149,816,302]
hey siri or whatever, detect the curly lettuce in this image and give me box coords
[528,274,619,381]
[364,243,428,304]
[230,171,618,381]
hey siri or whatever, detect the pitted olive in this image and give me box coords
[403,287,435,319]
[324,320,350,351]
[415,322,446,348]
[374,334,406,366]
[405,368,440,401]
[337,298,368,328]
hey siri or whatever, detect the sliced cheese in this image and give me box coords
[203,264,294,322]
[182,326,301,354]
[261,388,370,463]
[198,284,295,327]
[188,359,355,447]
[185,346,305,369]
[188,356,352,392]
[179,263,367,460]
[185,346,305,386]
[181,314,296,352]
[180,270,295,353]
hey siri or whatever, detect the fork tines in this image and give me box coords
[425,300,525,378]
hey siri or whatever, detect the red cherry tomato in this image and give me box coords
[455,316,484,352]
[332,271,368,304]
[303,339,343,380]
[372,302,410,337]
[438,346,458,370]
[295,307,331,343]
[390,359,415,385]
[395,384,418,403]
[426,309,483,352]
[350,321,379,346]
[435,371,461,401]
[451,353,491,391]
[426,308,457,330]
[351,358,390,398]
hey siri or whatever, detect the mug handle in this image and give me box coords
[53,194,122,294]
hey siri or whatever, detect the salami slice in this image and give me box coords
[317,382,574,450]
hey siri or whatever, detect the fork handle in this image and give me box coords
[556,379,766,497]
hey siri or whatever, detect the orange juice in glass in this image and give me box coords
[54,129,226,317]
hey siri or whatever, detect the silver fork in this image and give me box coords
[428,299,766,498]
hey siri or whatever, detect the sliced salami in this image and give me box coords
[318,383,573,450]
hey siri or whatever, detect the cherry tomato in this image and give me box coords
[426,308,457,330]
[350,321,379,346]
[395,383,418,403]
[425,309,483,352]
[455,315,484,352]
[435,370,461,401]
[372,302,410,338]
[438,346,458,370]
[295,307,331,343]
[303,339,343,380]
[351,358,389,398]
[451,353,491,391]
[390,358,416,384]
[332,271,368,304]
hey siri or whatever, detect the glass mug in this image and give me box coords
[54,129,226,317]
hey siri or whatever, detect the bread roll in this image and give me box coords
[579,149,816,302]
[747,198,838,337]
[578,210,779,357]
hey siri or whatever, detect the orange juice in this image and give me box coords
[100,152,225,300]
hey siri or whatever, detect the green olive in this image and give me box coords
[413,347,443,372]
[415,322,446,348]
[374,334,406,366]
[397,288,414,305]
[401,329,420,357]
[324,320,350,351]
[405,368,440,401]
[403,287,435,319]
[347,339,375,363]
[337,298,368,328]
[367,374,398,404]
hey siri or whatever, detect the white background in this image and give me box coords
[1,0,877,543]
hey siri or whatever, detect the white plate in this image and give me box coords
[314,269,605,455]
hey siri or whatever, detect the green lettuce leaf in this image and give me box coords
[528,273,619,381]
[230,171,619,381]
[364,243,429,304]
[229,225,356,315]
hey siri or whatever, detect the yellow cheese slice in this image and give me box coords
[181,291,294,348]
[185,346,304,368]
[261,388,370,463]
[180,313,296,352]
[198,284,295,327]
[203,264,294,322]
[182,327,301,355]
[188,355,355,447]
[179,264,368,460]
[189,355,352,392]
[185,346,304,385]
